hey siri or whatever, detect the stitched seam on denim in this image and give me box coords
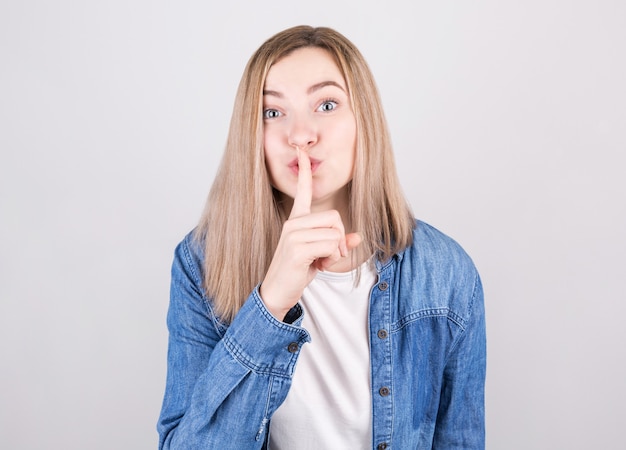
[222,334,293,378]
[251,290,310,336]
[376,253,398,272]
[255,376,273,441]
[391,308,466,332]
[182,234,202,287]
[443,271,482,364]
[466,270,480,320]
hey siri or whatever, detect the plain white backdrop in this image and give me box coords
[1,1,624,448]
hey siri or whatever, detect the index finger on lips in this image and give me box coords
[289,148,313,219]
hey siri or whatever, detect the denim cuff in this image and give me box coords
[221,286,311,378]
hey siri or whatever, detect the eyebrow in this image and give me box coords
[263,80,346,98]
[307,80,346,94]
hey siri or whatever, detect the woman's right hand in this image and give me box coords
[259,149,361,320]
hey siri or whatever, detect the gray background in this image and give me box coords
[1,1,624,449]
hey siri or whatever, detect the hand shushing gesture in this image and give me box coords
[260,149,361,320]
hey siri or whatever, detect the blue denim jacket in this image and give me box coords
[158,221,486,449]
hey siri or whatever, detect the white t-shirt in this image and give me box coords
[268,260,377,449]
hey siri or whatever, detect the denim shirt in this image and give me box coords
[157,221,486,449]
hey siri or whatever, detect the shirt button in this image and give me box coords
[377,443,388,450]
[379,386,390,396]
[287,342,299,353]
[378,281,389,291]
[377,329,388,339]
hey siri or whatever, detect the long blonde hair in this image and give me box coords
[196,25,414,323]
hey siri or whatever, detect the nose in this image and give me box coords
[287,113,318,151]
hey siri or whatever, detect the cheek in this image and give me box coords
[263,131,277,163]
[263,131,282,182]
[332,119,357,157]
[331,114,356,142]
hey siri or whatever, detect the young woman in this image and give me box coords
[158,26,486,450]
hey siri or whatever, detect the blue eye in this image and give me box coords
[317,100,337,112]
[263,109,281,119]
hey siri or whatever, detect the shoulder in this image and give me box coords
[170,229,230,333]
[171,229,205,287]
[393,220,482,322]
[410,220,475,268]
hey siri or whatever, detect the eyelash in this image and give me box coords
[317,98,339,112]
[262,98,340,119]
[263,109,281,119]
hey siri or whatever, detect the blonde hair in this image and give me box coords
[196,25,414,323]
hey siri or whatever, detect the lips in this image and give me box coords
[288,157,321,174]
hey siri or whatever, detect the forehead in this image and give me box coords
[264,47,346,90]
